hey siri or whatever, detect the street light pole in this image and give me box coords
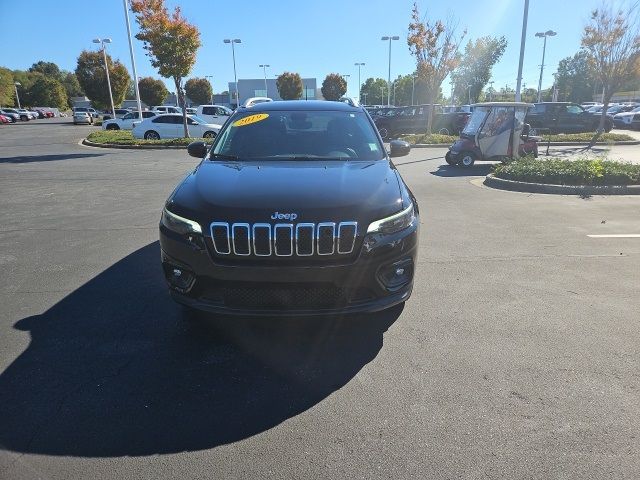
[489,80,495,101]
[354,62,365,103]
[122,0,143,121]
[341,74,350,97]
[93,38,115,118]
[224,39,241,108]
[381,35,399,106]
[467,85,472,105]
[535,30,557,102]
[363,92,368,104]
[411,75,416,106]
[380,86,385,105]
[14,82,21,108]
[259,64,270,97]
[515,0,529,102]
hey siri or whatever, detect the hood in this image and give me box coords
[170,159,405,227]
[614,111,638,118]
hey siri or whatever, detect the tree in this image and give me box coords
[138,76,168,106]
[185,77,212,105]
[29,61,61,79]
[25,76,68,109]
[0,67,14,106]
[60,72,84,103]
[555,51,598,103]
[276,72,303,100]
[582,2,640,133]
[360,77,389,105]
[75,50,131,110]
[408,2,466,133]
[451,36,507,104]
[131,0,201,137]
[321,73,347,101]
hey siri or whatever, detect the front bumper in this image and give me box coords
[159,220,419,316]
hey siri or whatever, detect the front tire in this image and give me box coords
[378,126,390,141]
[438,127,450,135]
[144,130,160,140]
[106,124,119,130]
[459,151,476,168]
[445,151,458,166]
[203,131,216,139]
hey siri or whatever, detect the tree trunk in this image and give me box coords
[174,77,189,138]
[425,88,435,135]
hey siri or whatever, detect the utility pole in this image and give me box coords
[381,35,399,106]
[515,0,529,102]
[535,30,557,102]
[123,0,143,120]
[354,62,365,103]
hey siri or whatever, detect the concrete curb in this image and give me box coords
[82,139,187,150]
[411,140,640,148]
[483,174,640,195]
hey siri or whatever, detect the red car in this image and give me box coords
[0,114,10,124]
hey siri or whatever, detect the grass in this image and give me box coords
[539,132,635,142]
[492,157,640,186]
[398,133,459,144]
[86,130,208,146]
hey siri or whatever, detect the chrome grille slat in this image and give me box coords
[210,221,357,257]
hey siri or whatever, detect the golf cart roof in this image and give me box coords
[471,102,534,107]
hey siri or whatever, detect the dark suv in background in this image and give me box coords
[373,104,470,140]
[525,102,613,134]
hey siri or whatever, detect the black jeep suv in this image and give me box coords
[373,104,470,140]
[159,100,419,316]
[525,102,613,134]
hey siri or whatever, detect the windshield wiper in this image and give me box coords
[209,153,239,160]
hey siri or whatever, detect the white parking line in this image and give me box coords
[588,234,640,238]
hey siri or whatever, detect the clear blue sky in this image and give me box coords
[0,0,613,97]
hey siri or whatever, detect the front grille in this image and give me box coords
[210,221,357,257]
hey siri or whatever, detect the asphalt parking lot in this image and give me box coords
[1,119,639,479]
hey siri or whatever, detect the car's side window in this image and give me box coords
[123,113,133,120]
[153,116,170,123]
[566,105,582,115]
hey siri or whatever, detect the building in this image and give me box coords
[228,78,317,107]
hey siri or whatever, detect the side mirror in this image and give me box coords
[187,141,208,158]
[389,139,411,158]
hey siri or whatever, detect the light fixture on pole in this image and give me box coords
[354,62,365,103]
[93,38,116,118]
[204,75,214,104]
[535,30,557,102]
[381,35,399,106]
[122,0,143,121]
[514,0,529,102]
[259,64,270,97]
[488,80,495,101]
[223,39,241,108]
[14,82,21,108]
[341,74,350,97]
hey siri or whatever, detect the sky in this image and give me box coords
[0,0,616,98]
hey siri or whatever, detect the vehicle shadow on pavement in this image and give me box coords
[0,153,106,164]
[0,241,401,457]
[430,164,493,177]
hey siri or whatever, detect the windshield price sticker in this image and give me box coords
[233,113,269,127]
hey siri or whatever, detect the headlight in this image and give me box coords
[367,203,415,234]
[161,207,202,235]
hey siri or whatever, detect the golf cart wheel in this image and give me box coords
[203,131,217,139]
[445,152,458,166]
[459,151,476,168]
[438,127,450,135]
[106,124,119,130]
[378,126,390,140]
[144,130,160,140]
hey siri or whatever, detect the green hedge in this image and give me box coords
[493,157,640,186]
[399,133,459,144]
[539,132,635,142]
[86,130,207,146]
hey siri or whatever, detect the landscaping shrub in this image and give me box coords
[86,130,208,146]
[539,132,634,142]
[399,133,458,144]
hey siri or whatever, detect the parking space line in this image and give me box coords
[587,234,640,238]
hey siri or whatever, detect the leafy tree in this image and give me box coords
[25,76,68,109]
[360,77,388,105]
[276,72,303,100]
[451,36,507,104]
[554,51,598,103]
[131,0,201,137]
[185,77,212,105]
[0,67,15,106]
[75,50,131,110]
[321,73,347,101]
[582,2,640,133]
[408,2,466,133]
[138,76,168,106]
[29,61,62,79]
[60,72,84,101]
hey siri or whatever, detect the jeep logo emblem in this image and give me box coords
[271,211,298,221]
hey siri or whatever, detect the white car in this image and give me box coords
[102,110,157,130]
[131,114,221,140]
[17,109,37,120]
[196,104,233,124]
[150,105,182,114]
[73,111,93,125]
[613,106,640,129]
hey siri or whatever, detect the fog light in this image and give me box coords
[163,263,195,293]
[378,259,413,290]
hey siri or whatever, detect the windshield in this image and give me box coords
[189,115,208,124]
[212,110,384,161]
[462,107,489,136]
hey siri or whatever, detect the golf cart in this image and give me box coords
[445,102,539,168]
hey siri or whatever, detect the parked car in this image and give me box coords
[525,102,613,133]
[613,106,640,129]
[0,114,10,124]
[0,109,19,122]
[196,104,233,124]
[605,104,637,116]
[102,108,131,120]
[73,111,93,125]
[242,97,273,108]
[131,114,220,139]
[73,107,100,120]
[9,108,32,121]
[102,110,157,130]
[150,105,183,114]
[159,99,417,316]
[186,107,197,115]
[373,104,470,140]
